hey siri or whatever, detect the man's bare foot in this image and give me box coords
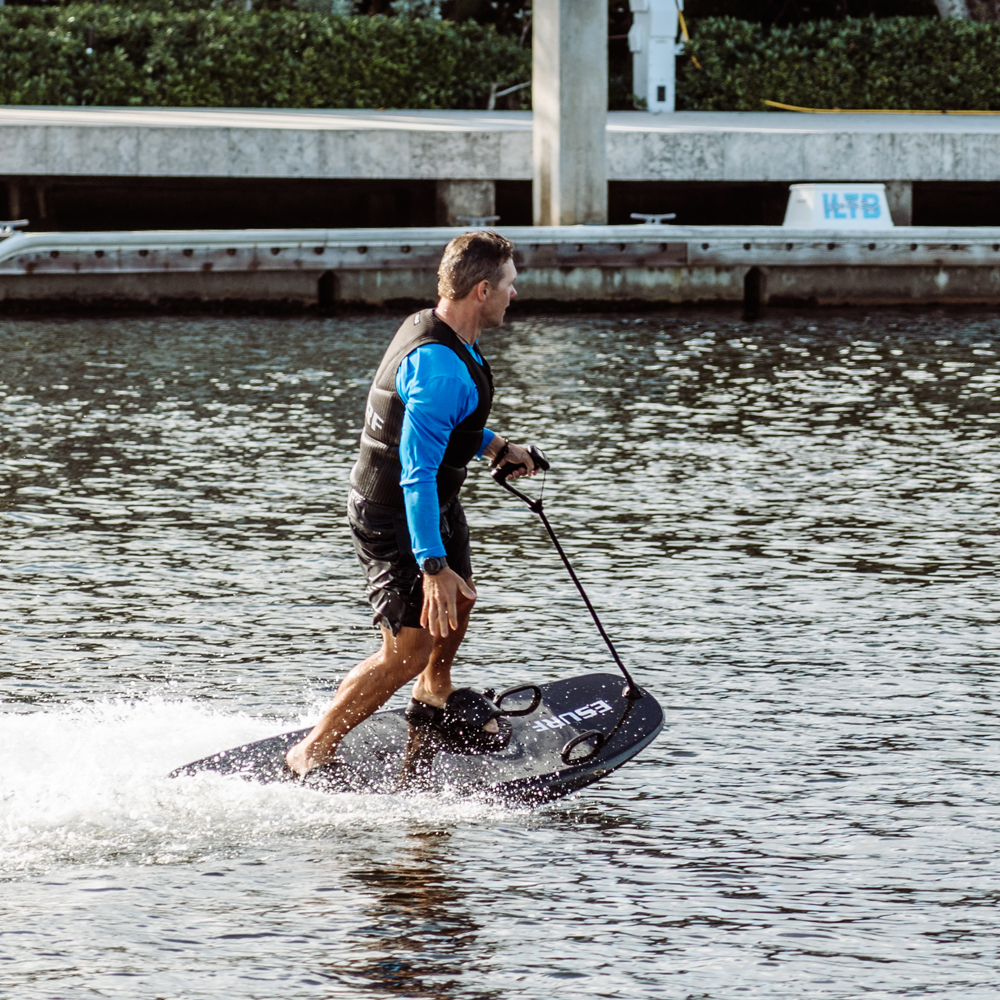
[410,680,499,734]
[286,739,322,777]
[410,676,452,709]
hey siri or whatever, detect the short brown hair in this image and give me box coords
[437,230,514,300]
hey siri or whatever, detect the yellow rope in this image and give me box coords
[763,99,1000,115]
[677,11,702,70]
[677,9,691,41]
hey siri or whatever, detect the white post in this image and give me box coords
[532,0,608,226]
[934,0,970,17]
[628,0,680,113]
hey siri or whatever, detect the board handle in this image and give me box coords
[490,444,551,483]
[560,730,606,764]
[494,683,542,717]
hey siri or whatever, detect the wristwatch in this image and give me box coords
[421,556,448,575]
[489,437,511,468]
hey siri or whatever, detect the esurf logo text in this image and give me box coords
[531,699,613,732]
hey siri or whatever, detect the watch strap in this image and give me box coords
[490,438,511,469]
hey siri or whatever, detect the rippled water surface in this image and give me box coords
[3,309,1000,999]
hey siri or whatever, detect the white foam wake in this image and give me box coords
[0,697,506,875]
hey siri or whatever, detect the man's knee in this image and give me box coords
[381,626,433,668]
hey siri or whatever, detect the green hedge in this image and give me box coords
[6,8,997,113]
[0,5,531,107]
[679,17,1000,111]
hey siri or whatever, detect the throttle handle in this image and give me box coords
[490,444,550,483]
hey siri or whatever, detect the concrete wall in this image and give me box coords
[5,264,1000,309]
[761,265,1000,306]
[4,108,1000,184]
[0,109,532,182]
[3,224,1000,308]
[0,270,325,308]
[605,114,1000,183]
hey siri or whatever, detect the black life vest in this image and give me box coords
[350,309,494,509]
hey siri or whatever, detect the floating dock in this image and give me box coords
[2,224,999,310]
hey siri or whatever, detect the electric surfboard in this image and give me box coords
[170,672,663,805]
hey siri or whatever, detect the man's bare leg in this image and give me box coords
[411,581,472,708]
[412,583,498,732]
[285,585,486,776]
[285,625,433,775]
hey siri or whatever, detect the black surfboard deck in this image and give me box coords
[170,672,663,806]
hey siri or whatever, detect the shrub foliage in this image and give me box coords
[3,9,998,113]
[679,17,1000,111]
[0,5,531,108]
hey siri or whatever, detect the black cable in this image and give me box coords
[533,501,643,700]
[492,460,643,701]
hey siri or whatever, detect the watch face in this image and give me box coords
[422,557,444,575]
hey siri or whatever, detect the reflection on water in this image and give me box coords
[3,309,1000,999]
[346,830,488,1000]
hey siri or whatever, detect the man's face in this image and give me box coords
[481,259,518,328]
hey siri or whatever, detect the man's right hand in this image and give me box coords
[499,441,537,480]
[420,567,477,638]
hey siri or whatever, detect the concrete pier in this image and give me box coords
[2,224,999,310]
[3,105,1000,308]
[3,107,1000,184]
[4,107,1000,230]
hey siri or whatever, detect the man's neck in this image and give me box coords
[434,299,480,345]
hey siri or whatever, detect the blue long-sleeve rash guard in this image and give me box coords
[395,342,495,563]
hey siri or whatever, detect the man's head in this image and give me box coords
[437,230,517,331]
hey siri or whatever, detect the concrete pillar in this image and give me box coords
[885,181,913,226]
[532,0,608,226]
[435,180,497,226]
[6,179,21,221]
[317,269,338,313]
[743,266,765,319]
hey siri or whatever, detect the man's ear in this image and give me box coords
[476,279,492,302]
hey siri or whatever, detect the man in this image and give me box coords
[286,231,537,776]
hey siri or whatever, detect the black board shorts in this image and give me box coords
[348,488,473,635]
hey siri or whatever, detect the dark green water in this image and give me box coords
[2,309,1000,999]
